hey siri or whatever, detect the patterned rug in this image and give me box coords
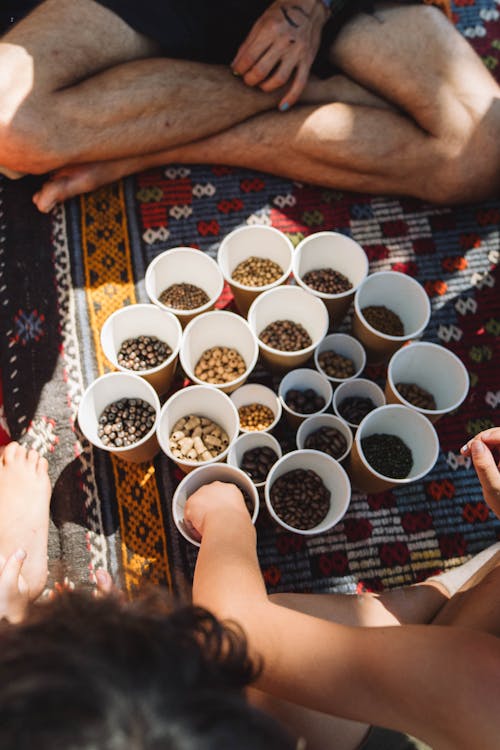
[1,1,499,598]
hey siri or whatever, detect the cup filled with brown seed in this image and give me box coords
[352,271,431,363]
[172,463,260,547]
[228,432,282,488]
[265,449,351,535]
[296,414,353,463]
[385,341,469,423]
[332,378,386,430]
[278,368,333,428]
[230,383,282,433]
[145,247,224,327]
[348,404,439,493]
[217,225,293,315]
[180,310,259,394]
[293,232,369,327]
[314,333,367,386]
[78,372,161,463]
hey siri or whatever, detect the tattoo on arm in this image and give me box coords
[281,4,311,28]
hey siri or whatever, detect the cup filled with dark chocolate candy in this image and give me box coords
[348,404,439,493]
[78,372,161,463]
[332,378,386,430]
[228,432,282,488]
[296,414,353,463]
[314,333,367,385]
[230,383,282,434]
[278,368,333,428]
[265,449,351,535]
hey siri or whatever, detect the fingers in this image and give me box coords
[460,428,500,455]
[279,61,311,109]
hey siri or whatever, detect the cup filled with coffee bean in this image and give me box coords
[228,432,282,488]
[172,463,260,547]
[385,341,469,423]
[352,271,431,362]
[100,304,182,396]
[314,333,366,385]
[78,372,161,463]
[293,231,369,327]
[265,449,351,535]
[157,384,240,473]
[247,285,329,371]
[145,247,224,327]
[296,414,353,463]
[180,310,259,394]
[332,378,386,430]
[230,383,282,433]
[348,404,440,493]
[278,368,333,428]
[217,225,293,316]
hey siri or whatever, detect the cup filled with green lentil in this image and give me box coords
[100,304,182,396]
[385,341,469,423]
[292,231,369,327]
[314,333,366,386]
[78,372,161,463]
[332,378,386,430]
[145,247,224,327]
[228,431,282,489]
[230,383,282,433]
[265,449,351,535]
[296,414,353,464]
[278,368,333,428]
[217,225,293,316]
[349,404,440,493]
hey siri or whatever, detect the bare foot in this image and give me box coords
[0,442,51,599]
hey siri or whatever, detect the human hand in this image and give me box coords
[184,481,249,541]
[0,549,30,624]
[231,0,329,110]
[461,428,500,519]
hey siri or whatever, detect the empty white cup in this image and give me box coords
[278,368,333,428]
[314,333,367,385]
[332,378,386,430]
[227,431,282,488]
[296,414,353,463]
[230,383,282,433]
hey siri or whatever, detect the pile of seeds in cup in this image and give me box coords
[270,469,330,530]
[318,350,355,379]
[231,256,284,287]
[117,335,172,371]
[240,446,279,483]
[337,396,376,425]
[304,426,348,460]
[98,398,156,447]
[259,320,312,352]
[362,305,404,336]
[361,433,413,478]
[159,282,209,310]
[238,403,275,431]
[169,415,229,461]
[302,268,352,294]
[285,388,326,415]
[396,382,437,410]
[194,346,246,384]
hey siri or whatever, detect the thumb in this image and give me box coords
[0,549,27,593]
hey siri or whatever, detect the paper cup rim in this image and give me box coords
[332,377,386,428]
[296,414,353,461]
[217,225,294,291]
[278,368,333,418]
[227,432,283,488]
[230,383,282,433]
[313,333,367,383]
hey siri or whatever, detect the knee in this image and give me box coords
[422,142,500,206]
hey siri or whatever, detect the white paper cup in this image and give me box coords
[217,225,293,315]
[332,378,386,430]
[100,304,182,396]
[385,342,470,423]
[180,310,258,394]
[349,404,439,493]
[172,464,260,547]
[157,385,239,473]
[145,247,224,327]
[230,383,282,433]
[247,285,329,371]
[296,414,353,463]
[278,368,333,428]
[314,333,366,385]
[227,432,282,488]
[353,271,431,362]
[293,232,369,326]
[78,372,161,463]
[265,449,351,535]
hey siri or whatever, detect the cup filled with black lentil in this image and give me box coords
[332,378,386,430]
[386,342,469,423]
[265,449,351,535]
[278,368,333,428]
[145,247,224,327]
[296,414,353,463]
[314,333,367,385]
[292,232,369,327]
[247,285,329,371]
[179,310,259,394]
[230,383,282,433]
[100,304,182,396]
[228,432,282,488]
[78,372,161,463]
[349,404,440,493]
[157,384,240,473]
[217,225,293,316]
[172,464,260,547]
[352,271,431,363]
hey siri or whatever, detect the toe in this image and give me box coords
[27,448,40,466]
[37,456,49,474]
[2,441,23,464]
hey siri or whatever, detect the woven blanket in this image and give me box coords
[0,1,499,598]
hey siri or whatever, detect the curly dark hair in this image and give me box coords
[0,590,294,750]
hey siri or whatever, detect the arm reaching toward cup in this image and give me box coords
[461,427,500,520]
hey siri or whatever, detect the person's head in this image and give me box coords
[0,590,294,749]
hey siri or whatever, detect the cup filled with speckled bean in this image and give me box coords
[348,404,440,493]
[78,372,161,463]
[230,383,282,433]
[296,413,353,464]
[179,310,259,394]
[314,333,366,386]
[278,368,333,429]
[217,225,293,316]
[145,247,224,328]
[157,384,240,473]
[332,378,386,431]
[228,431,282,489]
